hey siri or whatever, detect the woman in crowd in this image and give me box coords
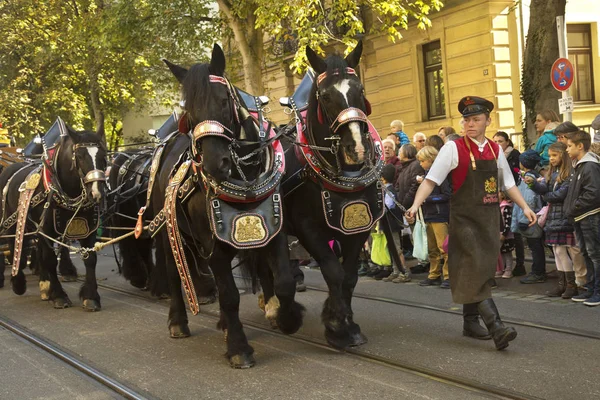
[426,135,445,151]
[531,109,560,150]
[437,126,456,142]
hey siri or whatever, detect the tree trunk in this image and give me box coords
[217,0,264,94]
[521,0,567,145]
[89,72,106,144]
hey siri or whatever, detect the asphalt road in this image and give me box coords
[1,250,599,400]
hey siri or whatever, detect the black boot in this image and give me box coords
[512,264,526,276]
[477,298,517,350]
[462,303,491,340]
[546,271,565,297]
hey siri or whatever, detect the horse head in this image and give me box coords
[164,44,261,184]
[58,127,107,204]
[306,41,372,169]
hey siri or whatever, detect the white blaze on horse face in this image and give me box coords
[86,146,102,202]
[333,79,365,163]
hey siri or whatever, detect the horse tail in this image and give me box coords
[237,250,261,294]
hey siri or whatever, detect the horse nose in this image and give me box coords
[215,157,231,181]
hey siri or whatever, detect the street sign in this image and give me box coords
[551,57,574,92]
[558,96,574,114]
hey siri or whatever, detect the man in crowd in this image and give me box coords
[413,132,427,151]
[406,96,536,351]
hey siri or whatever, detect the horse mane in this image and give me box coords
[181,63,213,125]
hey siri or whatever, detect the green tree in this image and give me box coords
[0,0,218,148]
[219,0,444,94]
[520,0,567,144]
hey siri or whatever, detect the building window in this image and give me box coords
[567,24,594,102]
[423,40,446,119]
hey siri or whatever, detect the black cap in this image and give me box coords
[458,96,494,117]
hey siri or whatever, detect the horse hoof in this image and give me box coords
[169,324,191,339]
[53,298,72,309]
[349,332,368,347]
[59,275,78,282]
[198,294,216,305]
[258,293,265,312]
[82,299,101,312]
[229,353,255,369]
[268,319,278,329]
[325,329,351,350]
[157,293,170,300]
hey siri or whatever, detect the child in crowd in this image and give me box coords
[378,164,410,282]
[564,131,600,306]
[528,142,578,298]
[497,191,515,278]
[512,150,547,283]
[415,146,452,289]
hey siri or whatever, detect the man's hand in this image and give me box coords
[523,207,538,226]
[405,206,418,224]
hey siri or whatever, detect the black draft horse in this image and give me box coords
[152,44,303,368]
[0,127,107,310]
[282,42,383,348]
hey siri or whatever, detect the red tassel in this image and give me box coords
[178,112,190,133]
[364,98,372,116]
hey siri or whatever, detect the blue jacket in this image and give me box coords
[531,171,573,233]
[511,170,544,232]
[395,131,410,147]
[534,131,557,167]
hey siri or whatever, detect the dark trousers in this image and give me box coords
[514,232,525,266]
[574,213,600,295]
[290,259,304,282]
[526,237,546,276]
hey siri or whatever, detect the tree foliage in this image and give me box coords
[254,0,444,73]
[0,0,218,148]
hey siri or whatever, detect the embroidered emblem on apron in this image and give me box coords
[233,214,267,243]
[341,202,372,231]
[25,173,41,190]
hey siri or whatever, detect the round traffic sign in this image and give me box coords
[551,58,574,92]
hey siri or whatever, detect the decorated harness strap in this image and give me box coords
[135,143,166,238]
[164,160,200,315]
[12,168,43,277]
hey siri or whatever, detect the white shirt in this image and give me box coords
[426,138,516,191]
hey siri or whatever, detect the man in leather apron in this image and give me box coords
[406,96,537,350]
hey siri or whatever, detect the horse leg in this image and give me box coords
[150,237,170,299]
[10,241,29,296]
[118,237,148,289]
[78,236,101,312]
[212,246,255,368]
[0,244,5,289]
[184,247,216,305]
[40,241,72,309]
[58,245,78,281]
[157,233,190,338]
[262,234,304,334]
[35,244,51,301]
[295,226,351,349]
[338,232,370,346]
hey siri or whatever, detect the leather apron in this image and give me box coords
[448,137,500,304]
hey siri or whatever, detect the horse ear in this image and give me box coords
[210,44,226,76]
[65,127,79,143]
[344,41,363,69]
[163,59,188,84]
[306,46,327,74]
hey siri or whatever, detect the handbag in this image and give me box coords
[536,205,549,228]
[412,207,429,261]
[370,224,391,266]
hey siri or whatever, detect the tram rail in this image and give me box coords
[84,280,546,400]
[0,316,151,400]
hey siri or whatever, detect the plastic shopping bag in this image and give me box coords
[412,207,429,261]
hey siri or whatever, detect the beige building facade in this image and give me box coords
[260,0,600,146]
